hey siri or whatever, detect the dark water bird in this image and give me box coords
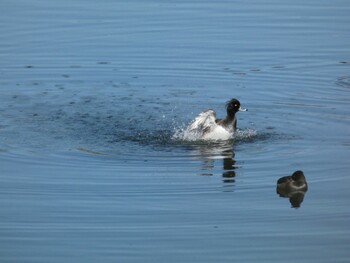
[187,98,247,140]
[277,170,308,208]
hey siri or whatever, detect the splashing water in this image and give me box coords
[172,126,258,142]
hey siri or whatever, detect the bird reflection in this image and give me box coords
[222,151,236,183]
[190,141,237,184]
[276,170,308,208]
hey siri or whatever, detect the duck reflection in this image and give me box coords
[276,170,308,208]
[189,141,237,184]
[222,150,236,183]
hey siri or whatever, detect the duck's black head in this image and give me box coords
[226,98,247,116]
[291,170,306,182]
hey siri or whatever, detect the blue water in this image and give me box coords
[1,0,350,262]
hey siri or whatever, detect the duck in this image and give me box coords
[276,170,308,208]
[186,98,247,140]
[277,170,308,193]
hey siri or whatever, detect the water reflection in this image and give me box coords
[222,151,236,183]
[189,141,237,184]
[277,190,307,208]
[276,170,308,208]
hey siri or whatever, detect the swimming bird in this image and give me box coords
[277,170,308,193]
[186,98,247,140]
[276,170,308,208]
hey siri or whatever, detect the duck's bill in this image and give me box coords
[239,106,247,111]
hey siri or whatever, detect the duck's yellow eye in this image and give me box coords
[234,104,238,107]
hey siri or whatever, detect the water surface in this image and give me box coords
[1,0,350,262]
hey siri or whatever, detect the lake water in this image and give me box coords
[1,0,350,262]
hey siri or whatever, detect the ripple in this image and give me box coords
[336,76,350,89]
[0,84,286,166]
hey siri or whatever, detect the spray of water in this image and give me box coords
[171,126,258,142]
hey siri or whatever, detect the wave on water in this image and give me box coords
[336,76,350,89]
[0,88,269,155]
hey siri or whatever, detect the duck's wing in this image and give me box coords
[188,109,218,134]
[277,176,292,185]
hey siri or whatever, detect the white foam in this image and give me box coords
[172,127,257,142]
